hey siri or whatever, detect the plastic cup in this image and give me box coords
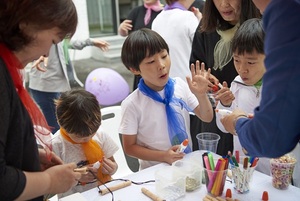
[172,160,202,191]
[155,166,185,200]
[196,132,220,153]
[204,167,228,197]
[270,155,296,190]
[230,156,258,193]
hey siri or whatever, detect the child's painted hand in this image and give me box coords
[187,61,213,96]
[101,157,118,175]
[214,82,235,107]
[163,146,185,165]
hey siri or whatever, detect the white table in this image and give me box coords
[66,151,300,201]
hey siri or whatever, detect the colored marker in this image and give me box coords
[235,150,240,164]
[93,159,102,169]
[218,83,223,89]
[225,188,232,198]
[215,109,232,116]
[215,109,253,119]
[250,157,259,167]
[262,191,269,201]
[208,152,215,170]
[243,157,248,169]
[177,139,189,153]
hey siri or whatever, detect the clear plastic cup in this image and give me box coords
[230,156,258,193]
[270,155,296,190]
[204,167,228,197]
[196,132,220,153]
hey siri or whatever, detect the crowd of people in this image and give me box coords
[0,0,299,200]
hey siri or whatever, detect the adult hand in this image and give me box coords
[45,163,81,194]
[39,148,63,171]
[221,109,248,135]
[92,39,110,52]
[32,56,48,72]
[119,20,133,36]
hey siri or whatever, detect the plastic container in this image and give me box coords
[196,132,220,153]
[204,167,228,197]
[172,160,202,191]
[230,156,258,193]
[270,155,296,190]
[155,166,185,200]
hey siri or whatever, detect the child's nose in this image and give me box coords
[159,61,166,69]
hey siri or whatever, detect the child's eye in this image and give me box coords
[146,60,155,64]
[248,62,255,65]
[162,54,168,59]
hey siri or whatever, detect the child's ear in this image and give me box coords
[129,67,141,75]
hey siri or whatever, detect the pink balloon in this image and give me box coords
[85,68,130,106]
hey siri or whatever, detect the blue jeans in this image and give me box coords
[30,89,60,133]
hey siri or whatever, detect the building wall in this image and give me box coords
[70,0,93,61]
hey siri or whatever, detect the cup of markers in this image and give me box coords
[230,155,259,194]
[202,152,229,197]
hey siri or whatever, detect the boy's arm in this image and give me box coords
[121,135,184,165]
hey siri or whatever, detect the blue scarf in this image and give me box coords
[138,78,192,153]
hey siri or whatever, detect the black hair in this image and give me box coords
[55,88,101,137]
[121,28,169,71]
[0,0,77,51]
[232,18,264,55]
[201,0,261,32]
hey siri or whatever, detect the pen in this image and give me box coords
[93,159,102,169]
[177,139,189,153]
[250,157,259,167]
[235,150,240,164]
[215,109,232,116]
[215,109,253,119]
[208,152,215,171]
[218,83,223,89]
[243,157,248,169]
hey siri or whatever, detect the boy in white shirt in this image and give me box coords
[119,28,214,170]
[52,89,119,198]
[215,18,268,174]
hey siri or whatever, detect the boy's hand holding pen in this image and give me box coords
[212,81,235,107]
